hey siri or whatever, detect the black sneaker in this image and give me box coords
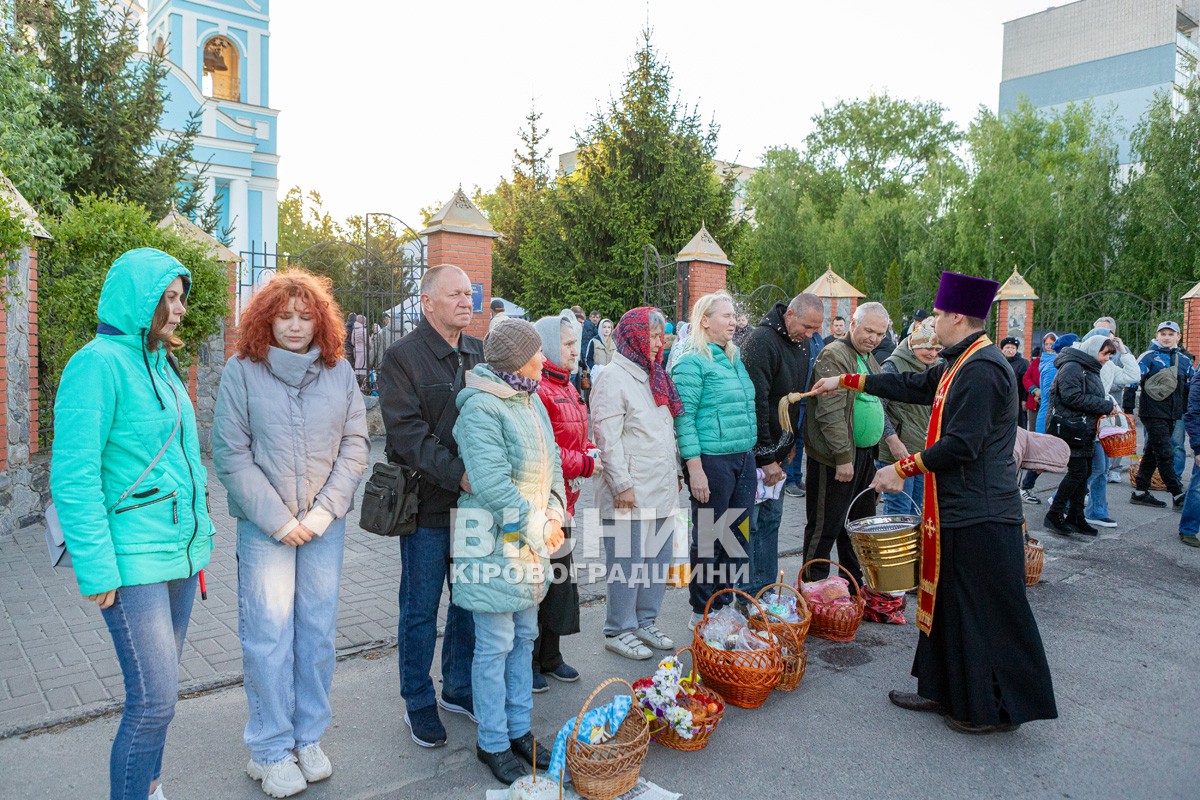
[1043,512,1076,536]
[476,746,529,785]
[546,663,580,682]
[439,691,478,723]
[1070,517,1099,536]
[1130,491,1167,508]
[404,705,447,748]
[531,672,549,694]
[509,732,552,770]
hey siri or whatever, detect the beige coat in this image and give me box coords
[590,352,683,520]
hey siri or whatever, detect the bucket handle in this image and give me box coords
[843,487,919,533]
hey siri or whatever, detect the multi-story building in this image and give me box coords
[144,0,280,260]
[999,0,1200,163]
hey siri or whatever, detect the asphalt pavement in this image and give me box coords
[1,470,1197,799]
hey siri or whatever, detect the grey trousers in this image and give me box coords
[602,516,673,637]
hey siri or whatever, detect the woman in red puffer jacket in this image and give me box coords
[529,310,600,692]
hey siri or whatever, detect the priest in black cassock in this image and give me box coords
[811,271,1057,734]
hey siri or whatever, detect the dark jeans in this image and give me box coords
[1049,454,1091,520]
[1021,470,1038,491]
[802,449,876,586]
[743,494,784,597]
[1138,418,1184,495]
[398,525,474,712]
[101,574,198,800]
[688,451,754,614]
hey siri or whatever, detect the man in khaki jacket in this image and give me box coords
[802,302,905,583]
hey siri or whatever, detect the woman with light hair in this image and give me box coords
[671,292,757,626]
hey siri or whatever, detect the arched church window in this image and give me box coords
[202,36,240,101]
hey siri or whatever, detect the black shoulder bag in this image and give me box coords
[360,358,463,537]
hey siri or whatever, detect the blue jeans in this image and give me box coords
[1173,419,1188,480]
[472,606,537,753]
[785,409,806,485]
[399,525,474,712]
[1180,463,1200,536]
[237,517,345,764]
[882,473,924,516]
[743,495,784,597]
[101,574,198,800]
[1084,442,1109,520]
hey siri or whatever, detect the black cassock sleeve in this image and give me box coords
[863,363,946,406]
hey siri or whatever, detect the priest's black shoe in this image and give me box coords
[943,716,1020,735]
[476,747,530,785]
[1043,511,1077,536]
[888,690,945,715]
[510,732,551,770]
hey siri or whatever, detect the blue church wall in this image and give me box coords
[172,0,266,28]
[260,35,269,105]
[250,160,277,179]
[167,13,183,62]
[215,182,230,235]
[213,108,277,154]
[160,72,202,129]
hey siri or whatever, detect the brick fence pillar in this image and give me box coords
[420,188,499,341]
[803,266,864,338]
[995,268,1039,357]
[676,226,732,319]
[1183,281,1200,357]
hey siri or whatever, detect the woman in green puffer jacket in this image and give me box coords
[50,247,215,800]
[670,292,757,621]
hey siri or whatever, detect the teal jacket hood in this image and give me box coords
[97,248,191,335]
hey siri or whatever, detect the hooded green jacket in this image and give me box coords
[50,248,214,595]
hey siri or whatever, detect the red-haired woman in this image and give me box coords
[213,269,369,798]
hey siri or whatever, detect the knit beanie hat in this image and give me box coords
[1051,333,1078,353]
[485,318,542,372]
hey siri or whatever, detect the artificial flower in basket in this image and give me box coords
[632,654,724,750]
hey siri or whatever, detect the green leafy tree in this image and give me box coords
[15,0,215,224]
[475,106,553,302]
[0,46,86,215]
[1119,81,1200,301]
[518,30,741,318]
[884,259,902,323]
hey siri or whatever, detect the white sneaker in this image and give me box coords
[1107,471,1122,484]
[247,756,307,798]
[295,743,332,782]
[605,632,652,660]
[634,624,675,650]
[149,786,166,800]
[1020,489,1041,505]
[689,612,703,630]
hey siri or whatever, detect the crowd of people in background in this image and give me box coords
[47,248,1200,797]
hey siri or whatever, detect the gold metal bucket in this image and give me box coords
[845,489,920,593]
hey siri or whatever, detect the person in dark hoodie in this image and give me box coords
[739,293,826,597]
[1124,321,1195,508]
[1043,336,1120,536]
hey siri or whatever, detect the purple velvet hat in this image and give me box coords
[934,271,1000,318]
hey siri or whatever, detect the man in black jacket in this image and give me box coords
[378,265,483,749]
[739,293,825,596]
[1001,336,1030,429]
[811,271,1056,734]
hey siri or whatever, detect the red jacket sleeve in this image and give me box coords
[1022,359,1040,393]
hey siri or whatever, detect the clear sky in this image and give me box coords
[271,0,1059,227]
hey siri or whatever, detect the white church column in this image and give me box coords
[229,177,249,262]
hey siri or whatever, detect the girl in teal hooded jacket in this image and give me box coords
[50,247,214,800]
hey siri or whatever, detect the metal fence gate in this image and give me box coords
[1034,290,1182,353]
[643,244,685,323]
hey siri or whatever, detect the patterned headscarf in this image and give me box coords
[615,307,683,417]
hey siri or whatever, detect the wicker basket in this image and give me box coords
[1128,458,1168,492]
[692,588,784,709]
[566,678,650,800]
[759,610,807,692]
[1025,535,1044,587]
[1098,413,1137,458]
[749,581,812,646]
[798,559,866,643]
[633,646,726,752]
